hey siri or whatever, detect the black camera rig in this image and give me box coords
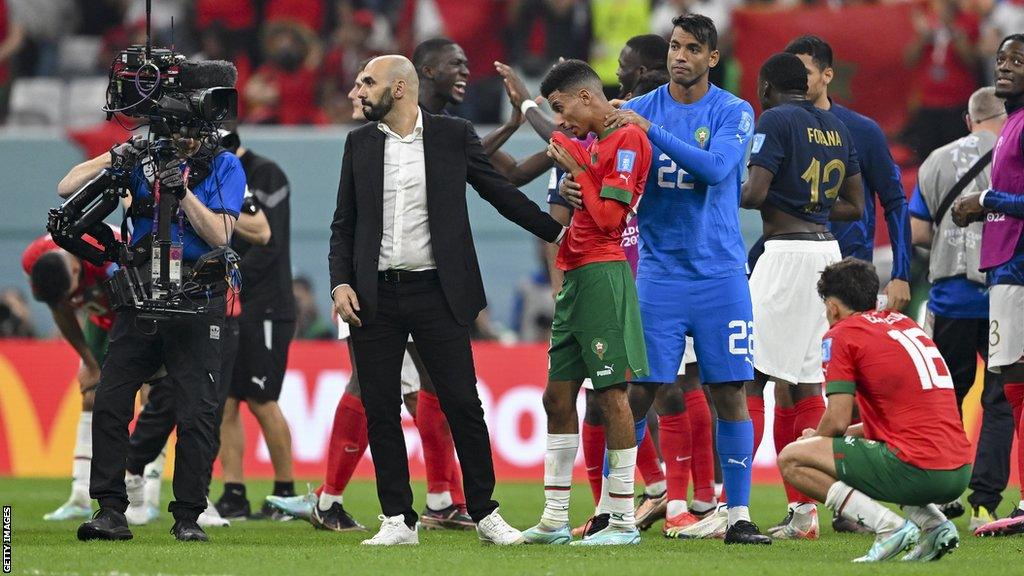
[45,1,240,320]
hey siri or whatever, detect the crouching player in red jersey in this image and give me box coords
[778,258,972,562]
[522,59,652,546]
[22,230,120,521]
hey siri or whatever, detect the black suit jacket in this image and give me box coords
[329,111,563,326]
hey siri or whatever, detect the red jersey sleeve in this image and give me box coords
[599,127,650,208]
[824,326,857,396]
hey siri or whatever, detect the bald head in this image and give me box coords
[968,86,1007,135]
[358,55,420,122]
[968,87,1005,123]
[367,55,419,91]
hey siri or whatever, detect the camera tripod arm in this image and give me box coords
[58,153,113,198]
[47,169,127,266]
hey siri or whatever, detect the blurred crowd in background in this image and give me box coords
[0,0,1018,133]
[1,0,1020,342]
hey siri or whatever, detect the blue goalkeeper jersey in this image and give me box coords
[622,83,754,280]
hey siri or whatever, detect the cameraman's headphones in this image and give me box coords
[218,129,241,154]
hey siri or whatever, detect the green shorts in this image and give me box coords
[83,320,110,367]
[548,260,648,389]
[833,437,971,506]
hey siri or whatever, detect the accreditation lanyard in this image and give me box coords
[151,164,189,247]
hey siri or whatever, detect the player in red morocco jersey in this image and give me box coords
[778,258,972,562]
[22,232,119,521]
[522,60,651,546]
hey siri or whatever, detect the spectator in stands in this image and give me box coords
[265,0,327,35]
[8,0,73,77]
[195,23,252,118]
[75,0,121,37]
[650,0,741,40]
[97,19,147,77]
[902,0,981,161]
[508,0,591,78]
[591,0,651,94]
[0,287,36,338]
[320,7,379,124]
[0,0,23,122]
[293,277,334,340]
[124,0,189,50]
[244,22,326,125]
[195,0,257,62]
[980,0,1024,83]
[397,0,510,122]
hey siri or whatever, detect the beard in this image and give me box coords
[362,90,395,121]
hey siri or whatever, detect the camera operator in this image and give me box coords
[121,183,270,529]
[119,130,297,523]
[62,130,246,543]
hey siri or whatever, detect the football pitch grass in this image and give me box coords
[4,478,1022,576]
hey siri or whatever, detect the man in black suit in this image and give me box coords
[329,55,564,546]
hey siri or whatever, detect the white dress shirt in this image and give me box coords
[377,108,435,272]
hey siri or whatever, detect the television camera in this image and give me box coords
[45,37,240,320]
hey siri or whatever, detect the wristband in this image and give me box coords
[241,196,261,216]
[979,189,990,208]
[520,99,539,115]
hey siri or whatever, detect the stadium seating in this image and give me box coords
[7,79,65,126]
[66,77,111,128]
[56,36,103,78]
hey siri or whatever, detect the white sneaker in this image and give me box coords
[476,509,525,545]
[361,515,418,545]
[124,474,152,526]
[669,503,728,539]
[198,499,231,527]
[42,498,92,521]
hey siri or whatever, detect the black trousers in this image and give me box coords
[930,314,1014,510]
[350,276,498,525]
[90,299,225,521]
[126,317,239,478]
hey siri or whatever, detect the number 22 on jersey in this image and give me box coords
[656,153,694,190]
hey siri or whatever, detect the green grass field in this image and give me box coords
[4,478,1023,576]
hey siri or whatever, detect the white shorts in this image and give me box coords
[989,284,1024,371]
[749,239,842,384]
[677,336,696,376]
[401,350,421,395]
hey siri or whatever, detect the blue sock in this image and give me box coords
[603,417,647,477]
[716,419,753,508]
